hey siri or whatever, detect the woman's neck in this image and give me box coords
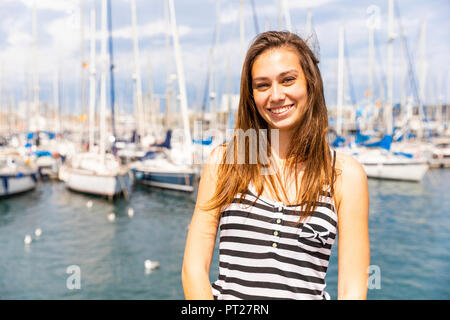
[273,128,294,160]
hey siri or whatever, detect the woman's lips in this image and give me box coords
[267,104,294,117]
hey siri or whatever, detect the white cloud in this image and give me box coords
[288,0,336,9]
[112,20,192,40]
[20,0,78,12]
[219,0,336,25]
[45,16,81,61]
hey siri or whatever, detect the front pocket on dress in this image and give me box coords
[298,223,331,251]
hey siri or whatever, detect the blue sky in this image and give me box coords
[0,0,448,116]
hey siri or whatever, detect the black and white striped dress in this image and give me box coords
[211,182,337,300]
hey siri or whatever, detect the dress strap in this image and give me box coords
[332,149,337,171]
[331,148,337,188]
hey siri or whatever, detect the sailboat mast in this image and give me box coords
[336,24,345,137]
[418,19,427,137]
[32,1,39,131]
[386,0,395,136]
[306,10,312,39]
[53,68,60,135]
[365,4,380,110]
[131,0,145,141]
[79,0,87,136]
[107,0,117,140]
[0,65,3,136]
[447,63,450,130]
[250,0,259,34]
[239,0,245,64]
[282,0,292,31]
[88,8,96,153]
[225,53,232,130]
[368,27,375,105]
[167,0,192,159]
[0,63,2,135]
[209,0,221,130]
[399,24,407,110]
[163,0,172,129]
[277,0,282,29]
[146,58,155,136]
[100,0,108,161]
[24,63,31,133]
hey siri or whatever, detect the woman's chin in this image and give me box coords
[266,119,297,132]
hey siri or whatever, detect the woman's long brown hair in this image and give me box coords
[202,31,336,222]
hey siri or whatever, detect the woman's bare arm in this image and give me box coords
[182,147,223,299]
[335,153,370,300]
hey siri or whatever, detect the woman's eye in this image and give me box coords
[283,77,295,84]
[255,83,269,89]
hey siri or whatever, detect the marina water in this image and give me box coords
[0,169,449,299]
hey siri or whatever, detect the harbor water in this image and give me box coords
[0,169,449,300]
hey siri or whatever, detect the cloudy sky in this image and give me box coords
[0,0,448,116]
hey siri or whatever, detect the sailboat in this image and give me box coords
[130,129,198,192]
[115,0,152,165]
[61,1,132,198]
[129,0,199,193]
[0,151,38,197]
[429,137,450,168]
[0,28,39,196]
[348,144,429,182]
[335,6,428,182]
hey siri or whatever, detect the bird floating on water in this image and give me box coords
[144,259,160,271]
[86,200,93,208]
[128,208,134,218]
[24,234,32,245]
[107,213,116,222]
[35,228,42,237]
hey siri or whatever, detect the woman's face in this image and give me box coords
[251,46,308,133]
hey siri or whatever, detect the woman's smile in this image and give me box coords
[267,103,295,117]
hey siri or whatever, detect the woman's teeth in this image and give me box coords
[269,104,293,114]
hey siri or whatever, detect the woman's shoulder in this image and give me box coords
[201,143,228,179]
[334,151,366,179]
[333,151,368,203]
[205,143,227,166]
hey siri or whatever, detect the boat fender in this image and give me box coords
[1,176,8,194]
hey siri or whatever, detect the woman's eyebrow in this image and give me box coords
[252,69,299,81]
[252,76,270,82]
[278,69,299,77]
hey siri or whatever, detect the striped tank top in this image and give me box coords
[212,158,338,300]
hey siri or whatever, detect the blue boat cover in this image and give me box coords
[152,130,172,149]
[34,150,52,157]
[355,130,371,144]
[393,151,413,158]
[192,136,213,146]
[140,151,158,161]
[332,135,346,147]
[361,135,392,151]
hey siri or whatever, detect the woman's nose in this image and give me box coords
[269,83,285,103]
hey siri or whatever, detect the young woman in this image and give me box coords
[182,31,369,300]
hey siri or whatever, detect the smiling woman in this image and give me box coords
[182,31,369,300]
[251,47,308,139]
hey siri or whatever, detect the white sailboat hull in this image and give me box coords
[65,168,132,196]
[130,157,198,192]
[429,158,450,168]
[340,146,430,182]
[0,174,37,197]
[361,162,429,181]
[429,145,450,168]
